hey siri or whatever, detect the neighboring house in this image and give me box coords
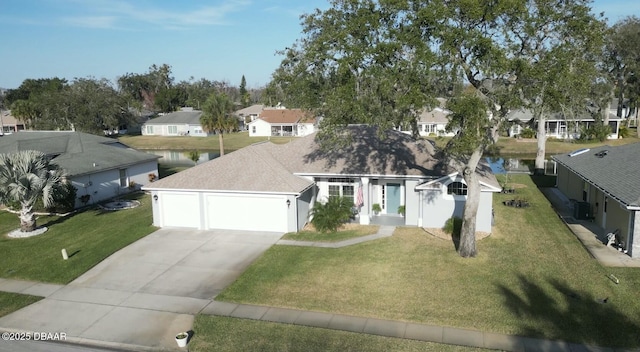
[0,110,27,134]
[552,143,640,258]
[0,131,160,208]
[399,106,456,137]
[507,108,623,140]
[234,104,265,130]
[143,125,501,233]
[247,108,318,137]
[141,108,209,137]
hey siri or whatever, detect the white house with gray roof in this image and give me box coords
[143,125,501,233]
[141,109,209,137]
[0,131,160,208]
[507,109,623,140]
[553,143,640,258]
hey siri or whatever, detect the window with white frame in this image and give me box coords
[424,124,437,133]
[168,125,178,134]
[146,125,154,134]
[252,126,256,134]
[447,181,467,196]
[327,178,355,204]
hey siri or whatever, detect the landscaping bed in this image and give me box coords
[281,224,379,242]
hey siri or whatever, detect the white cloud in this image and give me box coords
[60,0,252,30]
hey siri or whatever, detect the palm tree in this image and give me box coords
[0,150,67,232]
[200,93,236,156]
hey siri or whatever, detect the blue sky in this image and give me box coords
[0,0,638,90]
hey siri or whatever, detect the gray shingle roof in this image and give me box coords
[145,125,500,193]
[0,131,159,177]
[143,111,203,125]
[552,143,640,208]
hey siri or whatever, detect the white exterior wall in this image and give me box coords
[142,123,208,137]
[248,119,272,137]
[420,178,494,233]
[297,123,316,137]
[71,160,158,208]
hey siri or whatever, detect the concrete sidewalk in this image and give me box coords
[3,278,636,352]
[541,188,640,268]
[276,225,395,248]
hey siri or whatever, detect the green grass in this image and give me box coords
[119,132,293,151]
[281,225,379,242]
[190,316,492,352]
[215,174,640,348]
[0,193,156,284]
[0,292,42,318]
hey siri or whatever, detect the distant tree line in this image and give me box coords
[2,64,266,135]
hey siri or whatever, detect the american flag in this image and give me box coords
[356,182,364,208]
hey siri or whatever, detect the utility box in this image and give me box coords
[574,201,591,220]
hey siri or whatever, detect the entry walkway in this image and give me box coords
[540,188,640,268]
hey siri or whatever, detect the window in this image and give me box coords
[327,178,355,204]
[252,126,256,134]
[146,125,153,134]
[168,125,178,134]
[447,181,467,196]
[119,169,127,187]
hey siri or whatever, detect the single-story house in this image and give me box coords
[552,143,640,258]
[234,104,265,130]
[398,106,456,137]
[0,110,27,134]
[507,109,623,140]
[247,108,318,137]
[0,131,160,208]
[143,125,501,233]
[141,108,209,137]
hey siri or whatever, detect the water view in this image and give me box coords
[143,150,219,167]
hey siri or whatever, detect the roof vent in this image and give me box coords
[595,150,608,158]
[568,148,590,157]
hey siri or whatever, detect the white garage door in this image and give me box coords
[205,194,287,232]
[161,193,201,228]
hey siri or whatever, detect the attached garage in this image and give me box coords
[158,192,201,228]
[205,193,288,232]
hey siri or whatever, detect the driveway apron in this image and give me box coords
[0,228,282,351]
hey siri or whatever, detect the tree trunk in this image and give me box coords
[534,113,546,175]
[20,206,36,232]
[218,133,225,156]
[458,147,483,258]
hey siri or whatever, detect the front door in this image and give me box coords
[386,183,401,214]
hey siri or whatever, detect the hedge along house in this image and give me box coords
[143,125,501,233]
[0,131,160,208]
[553,143,640,258]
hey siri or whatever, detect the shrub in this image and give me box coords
[579,124,611,142]
[443,216,463,236]
[619,125,630,138]
[310,196,353,233]
[520,128,535,139]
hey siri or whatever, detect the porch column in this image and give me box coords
[360,177,370,225]
[630,211,640,259]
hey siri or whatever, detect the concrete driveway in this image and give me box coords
[0,228,282,351]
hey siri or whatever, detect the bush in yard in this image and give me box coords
[520,128,535,139]
[443,216,463,237]
[310,196,353,233]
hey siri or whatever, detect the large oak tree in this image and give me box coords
[272,0,606,257]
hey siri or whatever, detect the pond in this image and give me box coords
[143,149,219,167]
[485,156,557,175]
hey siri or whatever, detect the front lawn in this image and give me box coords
[0,193,156,284]
[0,292,42,318]
[281,225,379,242]
[190,316,491,352]
[216,174,640,348]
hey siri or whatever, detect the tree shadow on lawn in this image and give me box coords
[497,275,640,348]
